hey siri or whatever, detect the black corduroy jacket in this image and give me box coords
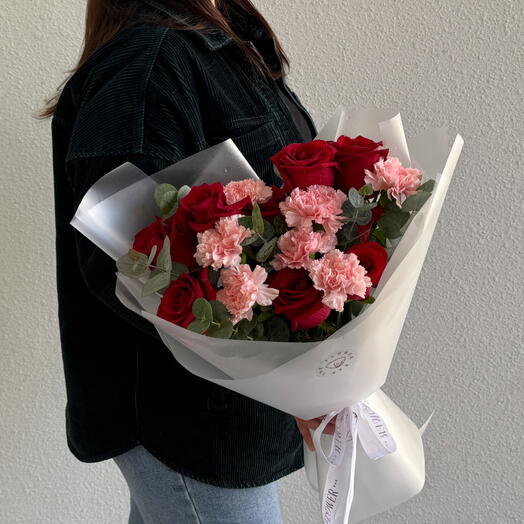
[51,3,317,488]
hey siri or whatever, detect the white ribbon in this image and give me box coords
[312,401,397,524]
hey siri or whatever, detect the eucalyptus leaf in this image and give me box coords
[192,298,213,321]
[370,227,387,247]
[272,215,287,235]
[147,245,158,265]
[159,190,178,215]
[336,221,360,250]
[187,318,210,334]
[154,183,177,208]
[207,268,221,287]
[141,270,171,297]
[252,202,264,234]
[419,179,435,192]
[156,236,172,272]
[401,191,432,212]
[207,321,234,339]
[241,233,259,247]
[257,310,274,323]
[265,317,289,341]
[116,252,148,277]
[233,317,258,339]
[355,208,372,226]
[177,185,191,201]
[358,184,374,196]
[261,220,275,240]
[238,216,253,229]
[253,322,264,339]
[377,209,411,239]
[170,262,188,281]
[256,237,278,263]
[210,300,230,324]
[348,187,364,208]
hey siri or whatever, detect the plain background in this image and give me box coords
[1,0,522,522]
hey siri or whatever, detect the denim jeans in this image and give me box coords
[113,445,284,524]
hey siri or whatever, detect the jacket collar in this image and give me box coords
[142,1,269,51]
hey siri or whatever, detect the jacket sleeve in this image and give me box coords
[64,29,206,342]
[66,154,179,343]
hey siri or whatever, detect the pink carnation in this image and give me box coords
[364,156,422,207]
[195,215,252,270]
[279,185,347,234]
[216,265,279,324]
[270,228,337,271]
[308,249,372,312]
[224,179,273,205]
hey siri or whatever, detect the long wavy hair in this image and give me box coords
[37,0,290,119]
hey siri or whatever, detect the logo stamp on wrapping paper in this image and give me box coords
[316,351,354,377]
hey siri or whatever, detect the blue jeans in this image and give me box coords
[113,445,283,524]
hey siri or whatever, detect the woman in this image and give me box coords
[41,1,335,522]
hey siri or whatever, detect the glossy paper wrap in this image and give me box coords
[70,106,463,523]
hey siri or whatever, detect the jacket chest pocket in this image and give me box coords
[205,117,286,185]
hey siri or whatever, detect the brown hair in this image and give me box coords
[37,0,289,119]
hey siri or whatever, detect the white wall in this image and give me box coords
[1,0,522,522]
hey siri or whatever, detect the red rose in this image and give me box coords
[168,225,199,270]
[259,185,288,219]
[346,241,388,287]
[329,135,389,192]
[156,268,216,328]
[270,140,338,192]
[132,216,171,268]
[175,182,251,233]
[268,268,331,331]
[356,206,385,242]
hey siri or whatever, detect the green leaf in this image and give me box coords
[210,300,230,324]
[350,300,365,317]
[348,187,364,208]
[177,185,191,201]
[257,309,274,323]
[336,221,360,250]
[207,320,234,339]
[252,202,264,234]
[358,184,374,196]
[159,190,178,215]
[361,295,376,304]
[187,318,210,334]
[255,237,278,263]
[242,245,256,261]
[264,316,289,341]
[147,245,158,265]
[378,190,390,208]
[192,298,213,321]
[377,209,411,239]
[156,236,172,272]
[154,183,177,208]
[401,191,432,212]
[207,268,221,287]
[241,233,258,247]
[170,262,188,280]
[233,317,258,339]
[238,216,253,229]
[312,222,325,232]
[116,251,149,277]
[253,322,265,340]
[261,220,275,240]
[141,270,171,297]
[370,227,387,247]
[272,215,287,235]
[419,179,435,192]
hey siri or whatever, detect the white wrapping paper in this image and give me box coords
[70,106,463,522]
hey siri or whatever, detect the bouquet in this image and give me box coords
[71,106,463,523]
